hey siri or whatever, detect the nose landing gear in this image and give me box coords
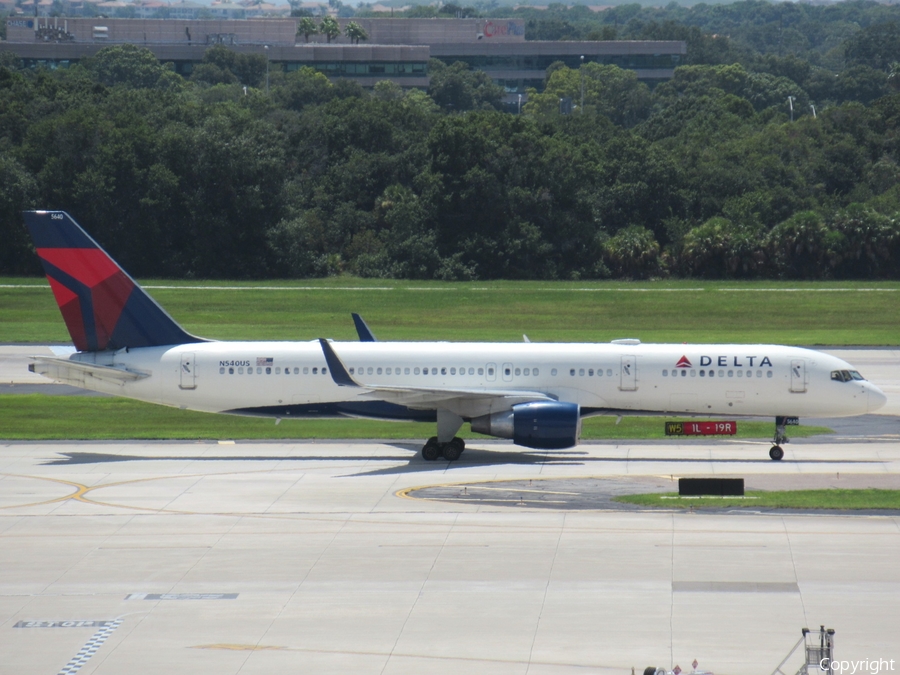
[422,436,465,462]
[770,416,798,461]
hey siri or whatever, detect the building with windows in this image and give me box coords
[1,16,685,99]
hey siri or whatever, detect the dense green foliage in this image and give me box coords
[2,1,900,280]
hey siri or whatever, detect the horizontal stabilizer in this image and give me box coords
[29,357,149,387]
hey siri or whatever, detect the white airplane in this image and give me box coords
[24,211,887,461]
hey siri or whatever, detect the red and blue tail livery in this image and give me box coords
[24,211,204,352]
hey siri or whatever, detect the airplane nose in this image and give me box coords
[868,384,888,413]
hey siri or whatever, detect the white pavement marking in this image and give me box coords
[56,618,122,675]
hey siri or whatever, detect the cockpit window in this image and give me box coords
[831,370,866,382]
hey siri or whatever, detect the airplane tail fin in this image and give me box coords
[23,211,205,352]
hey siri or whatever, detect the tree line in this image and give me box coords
[1,1,900,280]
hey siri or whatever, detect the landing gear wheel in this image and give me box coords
[769,445,784,461]
[442,439,463,462]
[422,437,440,461]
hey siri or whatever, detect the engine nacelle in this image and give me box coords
[471,401,581,449]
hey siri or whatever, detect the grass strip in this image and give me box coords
[2,278,900,345]
[0,394,831,441]
[614,489,900,510]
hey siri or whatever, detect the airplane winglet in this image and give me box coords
[318,339,361,387]
[351,313,377,342]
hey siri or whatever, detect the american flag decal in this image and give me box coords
[257,357,273,366]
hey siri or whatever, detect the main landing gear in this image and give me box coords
[422,436,465,462]
[421,410,467,462]
[769,415,793,461]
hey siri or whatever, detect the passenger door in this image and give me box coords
[180,353,197,390]
[790,359,807,393]
[619,355,637,391]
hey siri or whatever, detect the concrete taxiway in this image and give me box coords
[1,439,899,675]
[2,345,900,674]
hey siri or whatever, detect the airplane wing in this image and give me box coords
[29,357,150,387]
[318,339,554,418]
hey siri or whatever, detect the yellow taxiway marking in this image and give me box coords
[449,485,581,496]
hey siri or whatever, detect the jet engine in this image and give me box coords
[471,401,581,449]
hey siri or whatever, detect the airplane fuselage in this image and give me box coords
[58,341,883,420]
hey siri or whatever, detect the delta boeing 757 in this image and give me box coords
[24,211,886,461]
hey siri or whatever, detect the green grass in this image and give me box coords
[0,394,831,441]
[614,489,900,510]
[1,277,900,345]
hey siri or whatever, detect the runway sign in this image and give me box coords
[665,421,737,436]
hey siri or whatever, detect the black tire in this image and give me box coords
[450,437,465,452]
[643,668,659,675]
[442,443,462,462]
[422,441,440,461]
[769,445,784,461]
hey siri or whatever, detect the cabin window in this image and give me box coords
[505,367,511,377]
[367,367,373,375]
[569,369,575,376]
[699,370,706,377]
[680,370,686,377]
[690,370,696,377]
[238,367,244,374]
[515,368,521,376]
[377,367,382,375]
[275,367,281,374]
[441,367,447,375]
[323,368,327,375]
[219,367,225,374]
[728,370,733,377]
[577,368,583,376]
[266,367,271,375]
[767,371,773,378]
[551,368,557,376]
[533,368,539,376]
[303,367,309,374]
[285,369,289,376]
[405,368,411,374]
[478,367,484,375]
[312,367,318,374]
[586,369,592,376]
[746,371,753,378]
[450,367,456,375]
[662,369,668,377]
[756,370,762,378]
[349,367,355,374]
[229,367,234,374]
[414,367,420,374]
[606,369,612,377]
[523,368,529,376]
[386,367,392,375]
[718,370,724,377]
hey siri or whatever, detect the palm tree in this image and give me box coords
[319,16,341,44]
[344,21,368,45]
[296,17,318,43]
